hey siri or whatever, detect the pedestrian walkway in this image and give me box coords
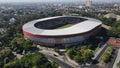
[102,24,110,30]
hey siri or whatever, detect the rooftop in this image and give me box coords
[23,16,102,36]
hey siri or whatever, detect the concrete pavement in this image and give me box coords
[39,50,76,68]
[37,45,79,68]
[45,54,73,68]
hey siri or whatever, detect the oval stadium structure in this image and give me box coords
[23,16,102,46]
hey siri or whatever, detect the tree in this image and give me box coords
[101,52,109,62]
[0,48,12,57]
[66,48,76,59]
[0,48,15,68]
[107,20,120,37]
[74,55,82,63]
[80,46,88,50]
[10,37,33,54]
[4,52,58,68]
[65,45,70,50]
[117,61,120,68]
[51,61,59,68]
[23,40,33,50]
[4,57,9,64]
[54,47,59,53]
[4,61,20,68]
[100,17,116,26]
[101,45,113,63]
[81,49,94,62]
[67,46,94,64]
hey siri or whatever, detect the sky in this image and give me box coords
[0,0,119,3]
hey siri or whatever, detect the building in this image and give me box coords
[23,16,102,46]
[104,13,120,21]
[113,4,118,7]
[86,0,92,7]
[9,18,16,24]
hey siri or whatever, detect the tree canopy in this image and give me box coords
[66,46,94,64]
[117,61,120,68]
[0,48,15,68]
[10,37,33,53]
[4,52,58,68]
[108,20,120,37]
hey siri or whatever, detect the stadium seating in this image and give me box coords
[34,17,87,29]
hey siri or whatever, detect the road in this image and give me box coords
[37,45,77,68]
[44,54,73,68]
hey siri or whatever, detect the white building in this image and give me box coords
[104,13,120,21]
[23,16,102,46]
[9,18,16,24]
[86,0,92,7]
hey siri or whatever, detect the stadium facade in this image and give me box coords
[23,16,102,46]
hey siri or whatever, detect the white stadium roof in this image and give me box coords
[23,16,102,36]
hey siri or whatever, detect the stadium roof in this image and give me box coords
[23,16,102,36]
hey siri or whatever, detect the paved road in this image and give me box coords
[45,54,73,68]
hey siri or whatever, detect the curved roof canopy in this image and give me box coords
[23,16,102,36]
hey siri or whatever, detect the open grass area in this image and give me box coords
[55,24,71,29]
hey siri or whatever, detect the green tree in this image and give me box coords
[66,48,76,59]
[51,61,59,68]
[74,55,82,63]
[65,45,70,50]
[67,46,94,64]
[54,47,59,53]
[4,57,9,64]
[101,52,109,62]
[4,61,20,68]
[10,37,33,53]
[23,40,33,50]
[117,61,120,68]
[0,48,15,68]
[101,45,113,63]
[4,52,57,68]
[81,49,93,62]
[80,46,88,50]
[107,20,120,37]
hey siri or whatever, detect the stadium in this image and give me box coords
[23,16,102,46]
